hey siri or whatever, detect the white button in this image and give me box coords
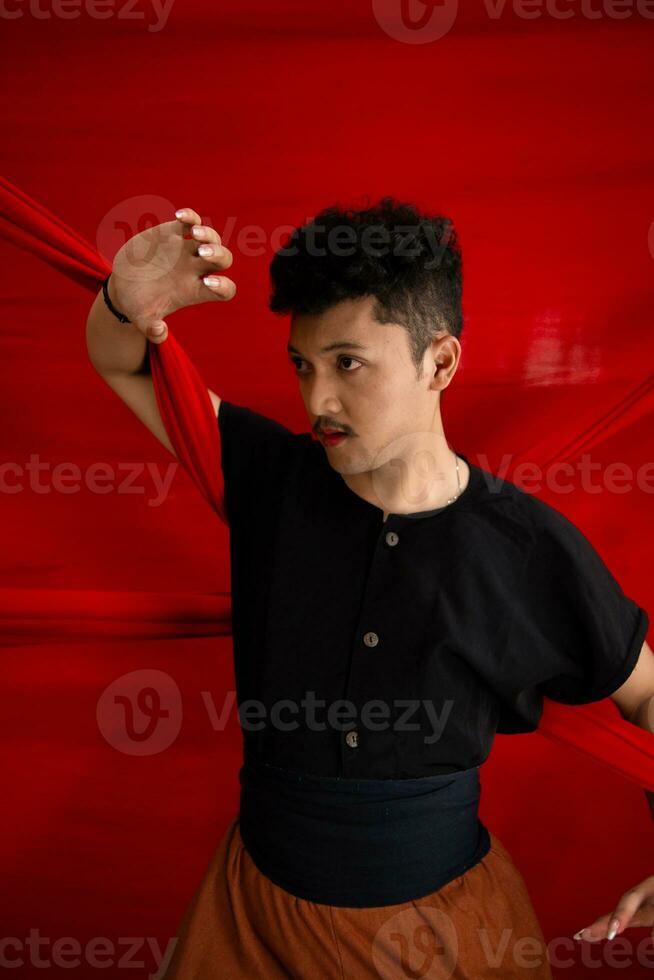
[363,632,379,647]
[345,730,359,748]
[385,531,399,547]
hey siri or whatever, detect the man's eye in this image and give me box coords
[290,357,362,373]
[339,356,362,372]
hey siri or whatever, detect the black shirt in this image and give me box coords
[217,399,649,779]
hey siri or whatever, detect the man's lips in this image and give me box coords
[319,429,349,444]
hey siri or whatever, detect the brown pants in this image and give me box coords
[162,815,553,979]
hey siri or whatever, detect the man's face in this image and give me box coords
[287,295,448,477]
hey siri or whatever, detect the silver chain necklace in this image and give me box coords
[444,452,462,506]
[382,451,463,520]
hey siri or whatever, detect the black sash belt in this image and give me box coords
[237,757,491,908]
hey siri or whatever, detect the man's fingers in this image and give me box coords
[194,242,233,270]
[174,209,223,249]
[189,223,222,247]
[132,314,169,344]
[574,888,653,943]
[574,914,611,943]
[174,207,202,231]
[200,275,237,301]
[173,210,226,269]
[607,885,654,937]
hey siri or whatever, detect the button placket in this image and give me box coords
[341,518,404,774]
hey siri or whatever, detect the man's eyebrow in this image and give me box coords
[287,341,369,356]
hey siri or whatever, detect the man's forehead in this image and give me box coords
[287,296,391,355]
[286,337,371,356]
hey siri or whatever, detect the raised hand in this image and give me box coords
[107,206,236,343]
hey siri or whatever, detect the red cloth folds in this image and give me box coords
[0,587,233,644]
[149,328,228,524]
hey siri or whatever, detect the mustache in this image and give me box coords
[316,424,351,435]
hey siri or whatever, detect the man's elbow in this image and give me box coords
[608,639,654,724]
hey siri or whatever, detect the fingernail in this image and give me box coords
[203,276,221,287]
[573,929,585,941]
[151,324,164,335]
[198,245,213,257]
[607,920,619,941]
[175,210,186,218]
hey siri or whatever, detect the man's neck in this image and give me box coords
[344,453,470,518]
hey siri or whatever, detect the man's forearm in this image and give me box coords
[85,284,148,377]
[628,693,654,821]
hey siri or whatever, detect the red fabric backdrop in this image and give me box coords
[1,4,653,977]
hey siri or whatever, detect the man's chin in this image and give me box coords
[326,455,367,478]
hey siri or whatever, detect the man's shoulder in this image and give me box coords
[218,398,316,449]
[466,459,583,554]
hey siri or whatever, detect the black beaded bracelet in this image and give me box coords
[102,274,132,324]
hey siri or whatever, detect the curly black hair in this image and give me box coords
[269,196,463,376]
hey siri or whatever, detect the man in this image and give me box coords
[86,197,653,978]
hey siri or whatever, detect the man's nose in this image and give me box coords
[306,378,343,419]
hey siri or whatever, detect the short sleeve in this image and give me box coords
[502,512,649,722]
[217,399,307,527]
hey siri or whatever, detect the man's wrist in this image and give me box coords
[104,273,132,324]
[107,273,121,308]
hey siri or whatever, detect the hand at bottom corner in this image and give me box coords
[574,875,654,943]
